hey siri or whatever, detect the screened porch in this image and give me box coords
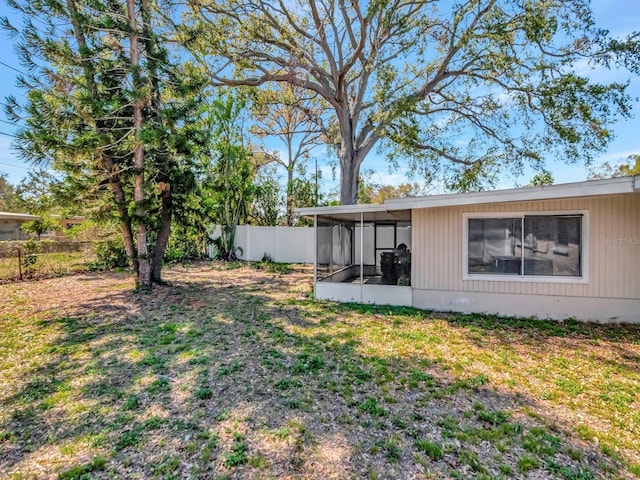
[311,206,413,306]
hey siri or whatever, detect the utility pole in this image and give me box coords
[315,158,320,206]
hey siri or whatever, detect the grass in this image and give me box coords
[0,262,638,478]
[0,250,93,282]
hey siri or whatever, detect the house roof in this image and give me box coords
[0,212,40,221]
[296,175,639,218]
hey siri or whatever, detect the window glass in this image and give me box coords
[468,218,522,275]
[523,216,581,276]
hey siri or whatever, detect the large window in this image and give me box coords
[465,213,585,280]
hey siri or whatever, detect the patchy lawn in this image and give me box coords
[0,263,638,479]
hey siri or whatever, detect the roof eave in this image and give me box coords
[385,176,639,210]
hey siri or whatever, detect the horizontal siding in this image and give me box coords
[411,193,640,299]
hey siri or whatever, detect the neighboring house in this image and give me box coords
[0,212,39,241]
[49,216,85,238]
[296,176,640,323]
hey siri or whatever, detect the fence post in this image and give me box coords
[16,247,22,281]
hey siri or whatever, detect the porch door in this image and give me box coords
[374,223,396,274]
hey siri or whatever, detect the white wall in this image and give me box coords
[412,289,640,324]
[209,225,314,263]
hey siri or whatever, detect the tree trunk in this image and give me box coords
[337,104,362,205]
[126,0,152,291]
[285,166,294,226]
[140,0,168,284]
[104,156,138,274]
[67,0,139,275]
[339,160,359,205]
[339,134,361,205]
[151,182,172,283]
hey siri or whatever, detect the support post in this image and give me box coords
[360,212,364,302]
[313,215,317,299]
[16,247,22,281]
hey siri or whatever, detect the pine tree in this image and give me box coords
[3,0,207,289]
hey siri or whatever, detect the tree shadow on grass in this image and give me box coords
[0,266,636,479]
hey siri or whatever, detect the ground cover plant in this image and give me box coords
[0,263,638,479]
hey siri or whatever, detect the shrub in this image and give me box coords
[89,239,129,271]
[164,228,207,263]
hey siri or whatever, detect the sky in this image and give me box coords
[0,0,638,197]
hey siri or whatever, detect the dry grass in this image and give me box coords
[0,262,638,479]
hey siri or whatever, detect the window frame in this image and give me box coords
[462,210,589,284]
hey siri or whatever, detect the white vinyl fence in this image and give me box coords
[208,225,314,263]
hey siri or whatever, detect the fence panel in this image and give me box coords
[209,225,314,263]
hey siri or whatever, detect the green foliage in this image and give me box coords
[186,0,638,203]
[224,433,248,467]
[206,94,256,260]
[57,456,107,479]
[384,438,403,462]
[21,215,59,239]
[359,397,387,417]
[517,454,540,472]
[249,82,323,222]
[358,178,426,204]
[289,176,320,219]
[89,239,129,271]
[529,170,555,186]
[14,170,58,215]
[0,173,20,212]
[590,154,640,179]
[251,261,291,274]
[476,409,511,425]
[414,439,444,460]
[164,226,208,264]
[3,0,210,287]
[250,168,282,226]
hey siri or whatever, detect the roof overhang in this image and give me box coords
[386,176,639,210]
[295,203,411,222]
[0,212,40,221]
[296,176,639,218]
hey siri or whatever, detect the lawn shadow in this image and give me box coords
[0,264,636,478]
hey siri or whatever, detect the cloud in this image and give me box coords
[592,149,640,166]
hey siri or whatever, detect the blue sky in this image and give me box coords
[0,0,638,196]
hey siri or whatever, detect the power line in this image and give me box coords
[0,131,17,138]
[0,161,31,170]
[0,60,29,77]
[0,119,21,126]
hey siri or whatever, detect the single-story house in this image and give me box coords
[296,176,639,323]
[0,212,39,241]
[49,216,85,238]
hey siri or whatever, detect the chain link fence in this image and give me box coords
[0,240,97,283]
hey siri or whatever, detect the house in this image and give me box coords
[49,216,85,238]
[296,176,640,323]
[0,212,39,241]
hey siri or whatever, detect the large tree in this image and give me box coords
[3,0,206,289]
[186,0,638,204]
[250,82,323,224]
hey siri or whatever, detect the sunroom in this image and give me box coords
[300,204,413,306]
